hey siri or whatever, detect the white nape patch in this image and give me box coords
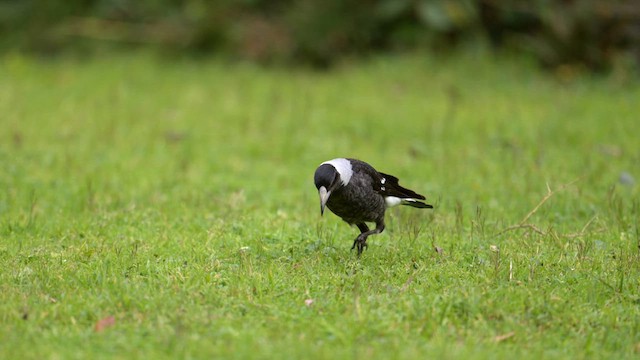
[385,196,402,207]
[321,158,353,185]
[381,177,386,184]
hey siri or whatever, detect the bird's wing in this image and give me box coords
[377,172,426,200]
[346,158,427,201]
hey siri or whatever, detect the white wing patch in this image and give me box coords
[321,158,353,185]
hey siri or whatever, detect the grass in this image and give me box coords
[1,50,639,359]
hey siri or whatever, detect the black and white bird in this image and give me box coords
[313,158,432,255]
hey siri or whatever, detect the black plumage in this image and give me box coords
[314,158,432,255]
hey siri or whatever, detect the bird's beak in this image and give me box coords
[318,186,330,216]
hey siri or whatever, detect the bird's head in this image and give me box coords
[314,164,340,216]
[314,159,353,216]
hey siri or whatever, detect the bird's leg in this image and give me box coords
[351,221,385,256]
[352,223,369,253]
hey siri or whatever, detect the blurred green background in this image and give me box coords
[2,0,639,72]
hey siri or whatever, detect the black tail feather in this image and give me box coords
[402,200,433,209]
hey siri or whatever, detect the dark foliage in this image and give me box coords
[1,0,638,71]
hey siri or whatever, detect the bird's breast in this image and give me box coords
[326,185,385,224]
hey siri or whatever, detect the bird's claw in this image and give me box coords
[351,236,368,256]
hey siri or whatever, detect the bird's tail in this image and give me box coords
[401,198,433,209]
[379,172,431,209]
[385,196,433,208]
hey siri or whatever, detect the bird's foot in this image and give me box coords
[350,235,368,256]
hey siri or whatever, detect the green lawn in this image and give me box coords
[1,51,639,359]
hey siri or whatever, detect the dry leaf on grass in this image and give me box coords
[94,316,116,332]
[493,331,515,343]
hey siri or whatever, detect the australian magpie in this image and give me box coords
[314,158,432,255]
